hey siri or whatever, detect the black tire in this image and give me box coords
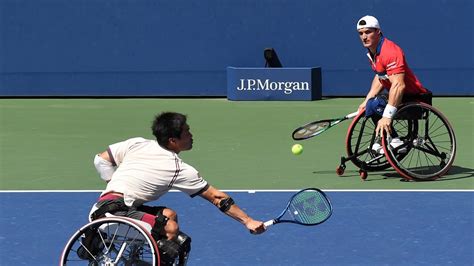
[382,103,456,181]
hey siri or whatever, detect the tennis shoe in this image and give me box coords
[371,142,383,154]
[372,138,407,155]
[390,137,407,153]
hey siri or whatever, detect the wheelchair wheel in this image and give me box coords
[382,103,456,181]
[60,217,160,266]
[345,111,392,171]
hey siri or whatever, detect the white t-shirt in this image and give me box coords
[101,137,208,207]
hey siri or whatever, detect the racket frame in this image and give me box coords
[292,111,359,140]
[264,188,333,227]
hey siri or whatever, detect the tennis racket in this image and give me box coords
[292,111,359,140]
[264,188,332,228]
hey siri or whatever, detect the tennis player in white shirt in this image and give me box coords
[91,112,265,264]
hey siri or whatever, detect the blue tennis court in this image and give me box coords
[0,191,472,265]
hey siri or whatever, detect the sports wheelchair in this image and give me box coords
[336,102,456,181]
[60,213,190,266]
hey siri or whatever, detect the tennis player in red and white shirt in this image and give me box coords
[356,15,431,152]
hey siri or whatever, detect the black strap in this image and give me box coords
[91,199,129,220]
[151,214,169,240]
[218,197,235,212]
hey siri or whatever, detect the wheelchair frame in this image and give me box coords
[337,102,456,181]
[60,216,160,266]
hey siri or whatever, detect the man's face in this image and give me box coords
[173,124,193,152]
[358,28,381,50]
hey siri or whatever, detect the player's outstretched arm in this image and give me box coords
[199,185,266,234]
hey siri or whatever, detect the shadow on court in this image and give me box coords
[380,165,474,181]
[0,191,472,265]
[443,165,474,178]
[313,165,474,183]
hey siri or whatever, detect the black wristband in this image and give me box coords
[218,197,235,212]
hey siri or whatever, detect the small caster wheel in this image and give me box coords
[336,165,345,176]
[359,170,368,180]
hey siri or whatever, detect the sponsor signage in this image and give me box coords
[227,67,322,101]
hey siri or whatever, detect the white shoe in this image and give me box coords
[372,138,406,155]
[372,142,384,154]
[390,137,407,153]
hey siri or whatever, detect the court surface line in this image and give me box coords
[0,189,473,193]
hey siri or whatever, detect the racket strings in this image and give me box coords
[294,121,330,139]
[287,191,331,225]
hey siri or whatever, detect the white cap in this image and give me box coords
[357,15,380,30]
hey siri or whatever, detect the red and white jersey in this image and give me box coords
[367,37,428,94]
[101,137,208,207]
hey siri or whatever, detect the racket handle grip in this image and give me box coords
[264,220,275,227]
[250,219,274,234]
[346,111,359,119]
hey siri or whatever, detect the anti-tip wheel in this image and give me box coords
[336,166,345,176]
[359,169,368,180]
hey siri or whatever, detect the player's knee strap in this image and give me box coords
[218,197,235,212]
[151,214,169,240]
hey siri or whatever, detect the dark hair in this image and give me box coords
[151,112,187,147]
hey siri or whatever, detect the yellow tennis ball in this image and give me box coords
[291,144,303,155]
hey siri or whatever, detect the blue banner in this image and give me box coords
[227,67,322,101]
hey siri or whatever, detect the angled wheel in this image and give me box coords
[345,111,391,171]
[60,217,160,265]
[382,103,456,181]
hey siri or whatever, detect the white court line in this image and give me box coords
[0,189,473,193]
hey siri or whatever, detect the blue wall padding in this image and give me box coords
[0,0,472,96]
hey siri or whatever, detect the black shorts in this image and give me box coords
[402,91,432,105]
[93,197,166,221]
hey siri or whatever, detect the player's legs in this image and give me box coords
[364,91,434,153]
[130,205,191,265]
[138,205,178,222]
[90,194,179,240]
[132,206,191,265]
[136,205,179,239]
[141,210,179,241]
